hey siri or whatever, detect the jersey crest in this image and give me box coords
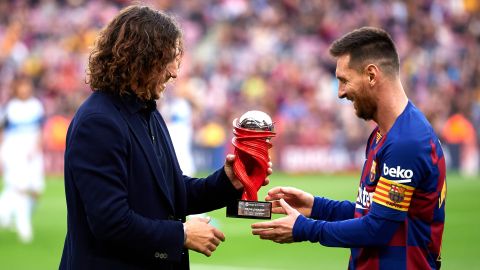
[369,160,377,183]
[373,177,414,211]
[388,185,406,203]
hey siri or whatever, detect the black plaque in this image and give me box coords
[226,200,272,219]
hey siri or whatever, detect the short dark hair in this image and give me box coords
[329,27,399,76]
[87,5,183,100]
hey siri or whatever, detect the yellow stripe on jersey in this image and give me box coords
[374,188,411,207]
[377,177,415,190]
[439,180,446,208]
[373,177,415,211]
[375,132,382,143]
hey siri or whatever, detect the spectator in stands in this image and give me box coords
[0,0,479,173]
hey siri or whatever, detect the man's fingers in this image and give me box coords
[260,233,275,240]
[266,162,273,176]
[207,242,218,252]
[251,221,275,229]
[253,228,278,240]
[202,249,212,257]
[278,187,300,196]
[265,192,285,201]
[263,177,270,186]
[225,154,235,166]
[271,200,287,214]
[271,206,287,214]
[271,200,282,208]
[252,228,273,236]
[267,186,284,196]
[279,199,295,215]
[211,236,221,246]
[269,187,303,200]
[212,228,225,242]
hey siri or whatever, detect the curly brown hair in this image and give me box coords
[87,5,183,100]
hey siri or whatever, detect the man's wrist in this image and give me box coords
[183,223,187,245]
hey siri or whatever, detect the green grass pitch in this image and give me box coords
[0,173,478,269]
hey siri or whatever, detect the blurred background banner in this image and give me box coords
[1,0,479,176]
[0,0,479,268]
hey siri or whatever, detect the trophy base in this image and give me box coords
[226,200,272,219]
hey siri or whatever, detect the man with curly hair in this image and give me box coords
[59,5,270,270]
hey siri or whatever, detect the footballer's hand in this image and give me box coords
[251,199,300,243]
[224,154,273,190]
[184,217,225,257]
[265,187,314,217]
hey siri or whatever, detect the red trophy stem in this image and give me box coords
[232,120,276,201]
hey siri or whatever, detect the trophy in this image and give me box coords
[226,110,276,219]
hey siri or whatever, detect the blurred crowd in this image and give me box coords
[0,0,479,175]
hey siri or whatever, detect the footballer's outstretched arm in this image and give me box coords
[293,212,400,247]
[265,186,355,221]
[310,197,355,221]
[252,199,399,247]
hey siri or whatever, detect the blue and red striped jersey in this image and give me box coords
[292,101,446,270]
[352,101,446,269]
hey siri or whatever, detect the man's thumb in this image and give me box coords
[192,216,211,224]
[226,154,235,164]
[279,198,294,214]
[203,216,212,224]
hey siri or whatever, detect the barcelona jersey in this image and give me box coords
[293,101,446,270]
[352,101,446,269]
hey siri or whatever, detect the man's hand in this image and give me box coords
[224,154,272,190]
[183,216,225,257]
[265,187,314,217]
[251,199,300,243]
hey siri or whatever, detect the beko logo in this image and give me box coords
[383,164,413,179]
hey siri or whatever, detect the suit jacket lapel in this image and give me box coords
[153,112,182,173]
[115,100,175,213]
[152,112,187,214]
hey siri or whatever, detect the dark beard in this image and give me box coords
[354,94,377,121]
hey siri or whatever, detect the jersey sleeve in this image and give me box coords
[310,196,355,221]
[369,138,429,221]
[293,212,400,247]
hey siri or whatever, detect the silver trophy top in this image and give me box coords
[238,110,274,131]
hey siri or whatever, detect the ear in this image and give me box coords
[365,64,379,87]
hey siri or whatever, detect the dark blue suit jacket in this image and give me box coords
[60,91,240,269]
